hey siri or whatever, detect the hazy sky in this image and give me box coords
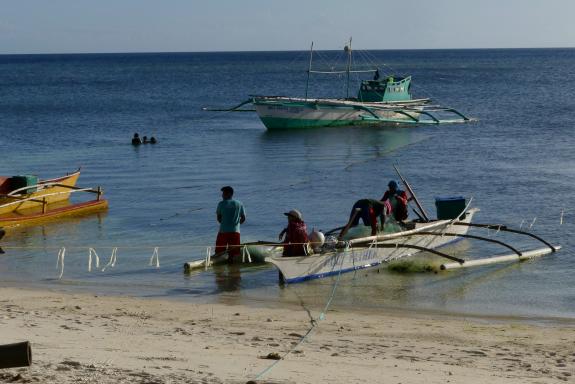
[2,0,574,54]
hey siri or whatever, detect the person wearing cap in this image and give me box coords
[279,209,309,257]
[216,186,246,262]
[381,180,409,222]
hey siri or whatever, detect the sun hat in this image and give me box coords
[284,209,303,221]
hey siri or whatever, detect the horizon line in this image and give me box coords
[1,46,574,56]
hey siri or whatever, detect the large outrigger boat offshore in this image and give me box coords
[185,168,560,284]
[204,39,474,130]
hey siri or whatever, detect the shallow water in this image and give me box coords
[0,49,574,318]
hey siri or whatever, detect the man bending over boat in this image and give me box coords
[279,209,309,257]
[216,186,246,263]
[339,199,392,239]
[381,180,409,222]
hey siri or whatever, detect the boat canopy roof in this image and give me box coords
[358,75,412,102]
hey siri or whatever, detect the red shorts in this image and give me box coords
[215,232,241,258]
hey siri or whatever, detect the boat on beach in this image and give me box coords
[204,39,474,129]
[0,169,108,229]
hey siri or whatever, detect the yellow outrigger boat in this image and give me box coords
[0,169,108,228]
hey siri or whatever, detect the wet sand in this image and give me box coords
[0,286,573,383]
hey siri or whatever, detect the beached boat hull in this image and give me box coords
[0,170,80,215]
[253,97,424,130]
[266,210,476,284]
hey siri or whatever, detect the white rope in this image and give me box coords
[56,247,66,279]
[88,248,100,272]
[101,247,118,272]
[205,246,211,271]
[528,217,537,229]
[149,247,160,268]
[519,219,525,230]
[242,245,252,263]
[560,209,564,225]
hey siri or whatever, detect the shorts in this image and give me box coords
[215,232,241,258]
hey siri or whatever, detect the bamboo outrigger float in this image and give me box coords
[203,39,475,130]
[0,169,108,229]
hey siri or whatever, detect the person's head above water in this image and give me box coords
[133,133,139,138]
[388,180,399,192]
[221,186,234,200]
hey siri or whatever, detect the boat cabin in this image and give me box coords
[357,75,412,102]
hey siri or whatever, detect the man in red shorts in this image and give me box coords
[216,186,246,262]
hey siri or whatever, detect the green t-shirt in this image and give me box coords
[216,199,245,233]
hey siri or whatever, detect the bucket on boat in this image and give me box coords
[435,196,467,220]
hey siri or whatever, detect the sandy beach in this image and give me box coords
[0,287,572,383]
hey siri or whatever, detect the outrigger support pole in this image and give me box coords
[415,231,523,256]
[201,99,255,112]
[352,242,465,264]
[453,223,557,253]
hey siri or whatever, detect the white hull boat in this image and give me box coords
[266,209,477,284]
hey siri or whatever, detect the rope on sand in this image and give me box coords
[251,241,349,381]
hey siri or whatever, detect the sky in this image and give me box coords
[1,0,575,54]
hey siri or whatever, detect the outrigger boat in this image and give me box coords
[184,169,560,284]
[0,169,108,228]
[265,207,560,283]
[203,39,474,130]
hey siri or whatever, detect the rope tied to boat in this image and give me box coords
[101,247,118,272]
[205,247,212,271]
[88,248,100,272]
[56,247,65,279]
[252,239,347,381]
[149,247,160,268]
[241,245,252,263]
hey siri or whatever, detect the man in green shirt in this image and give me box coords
[216,186,246,262]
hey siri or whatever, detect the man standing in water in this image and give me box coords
[216,186,246,262]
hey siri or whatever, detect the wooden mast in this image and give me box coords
[305,41,314,101]
[345,37,352,99]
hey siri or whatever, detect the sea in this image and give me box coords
[0,48,574,320]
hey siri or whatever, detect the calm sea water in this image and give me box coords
[0,49,574,319]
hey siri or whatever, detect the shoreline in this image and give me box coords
[1,286,574,383]
[5,280,575,327]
